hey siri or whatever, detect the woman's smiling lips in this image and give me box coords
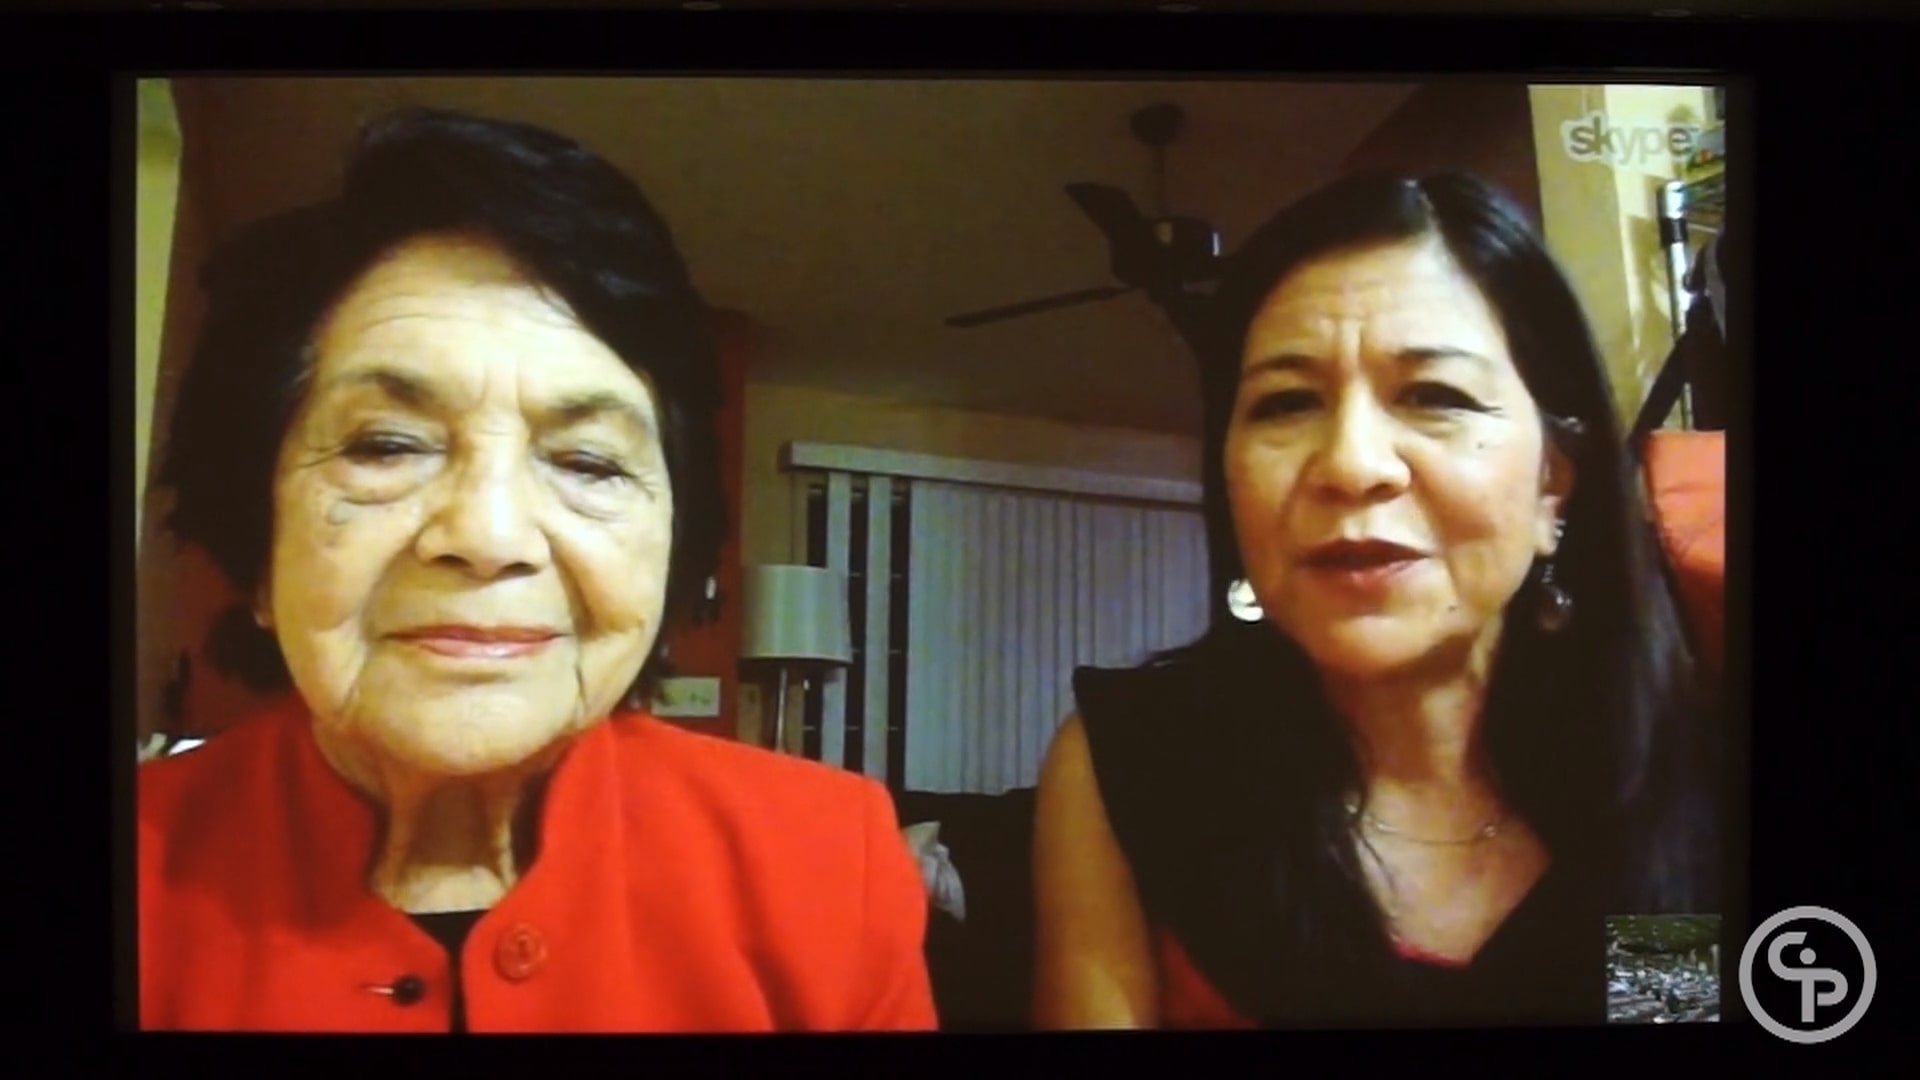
[1298,538,1428,596]
[389,625,562,660]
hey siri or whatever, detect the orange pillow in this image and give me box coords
[1642,431,1726,676]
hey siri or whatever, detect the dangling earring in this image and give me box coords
[1227,577,1264,623]
[1537,521,1573,633]
[1537,561,1573,633]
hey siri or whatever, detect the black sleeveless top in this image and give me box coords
[1073,662,1607,1028]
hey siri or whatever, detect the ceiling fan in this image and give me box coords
[943,102,1225,347]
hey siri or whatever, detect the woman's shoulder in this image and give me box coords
[1069,657,1218,787]
[1072,656,1201,704]
[1071,659,1204,740]
[137,700,305,822]
[595,718,934,1028]
[1062,657,1225,859]
[594,718,916,928]
[609,714,874,784]
[137,699,337,900]
[604,715,894,826]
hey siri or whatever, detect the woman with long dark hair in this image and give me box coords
[1031,173,1721,1029]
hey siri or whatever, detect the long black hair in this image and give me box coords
[155,108,725,707]
[1083,173,1721,1022]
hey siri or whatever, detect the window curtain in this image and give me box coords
[903,480,1208,794]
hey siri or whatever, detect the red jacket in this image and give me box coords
[138,696,938,1032]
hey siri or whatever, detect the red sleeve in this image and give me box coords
[853,781,941,1030]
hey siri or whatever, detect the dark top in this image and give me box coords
[409,909,487,1033]
[1072,661,1607,1028]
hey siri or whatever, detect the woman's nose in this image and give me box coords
[1306,395,1411,502]
[415,451,550,579]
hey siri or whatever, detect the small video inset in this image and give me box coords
[1607,914,1722,1023]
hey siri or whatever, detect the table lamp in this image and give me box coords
[739,564,853,753]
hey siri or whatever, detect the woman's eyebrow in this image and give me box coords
[535,391,657,442]
[1241,346,1492,380]
[320,366,446,411]
[316,368,652,436]
[1397,346,1493,370]
[1241,353,1319,380]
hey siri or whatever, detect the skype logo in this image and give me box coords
[1738,907,1876,1044]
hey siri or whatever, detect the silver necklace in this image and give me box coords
[1345,797,1504,846]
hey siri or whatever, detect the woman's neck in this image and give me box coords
[315,734,565,914]
[1322,626,1507,830]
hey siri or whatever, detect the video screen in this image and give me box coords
[132,75,1732,1033]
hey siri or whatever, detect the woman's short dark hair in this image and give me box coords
[1112,173,1720,1011]
[156,107,725,706]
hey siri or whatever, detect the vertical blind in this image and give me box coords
[802,470,1207,795]
[902,481,1208,794]
[801,474,908,783]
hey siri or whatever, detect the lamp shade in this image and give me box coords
[739,564,853,665]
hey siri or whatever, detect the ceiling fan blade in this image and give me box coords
[1148,288,1218,359]
[1064,182,1156,252]
[945,285,1135,328]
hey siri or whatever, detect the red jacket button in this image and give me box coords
[389,974,427,1005]
[494,924,549,981]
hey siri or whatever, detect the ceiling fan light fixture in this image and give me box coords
[943,101,1223,335]
[1130,102,1186,149]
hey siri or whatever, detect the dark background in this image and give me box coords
[8,1,1909,1069]
[22,1,1920,16]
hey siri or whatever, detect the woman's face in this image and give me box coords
[261,233,675,779]
[1223,236,1572,681]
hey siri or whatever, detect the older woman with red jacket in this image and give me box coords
[138,108,936,1033]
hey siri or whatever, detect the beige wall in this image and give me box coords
[136,80,182,547]
[1343,81,1542,225]
[136,80,184,746]
[140,80,231,747]
[739,380,1202,567]
[734,379,1202,743]
[1530,84,1715,427]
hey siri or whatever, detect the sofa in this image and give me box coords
[894,787,1040,1031]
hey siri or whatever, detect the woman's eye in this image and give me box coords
[554,453,631,483]
[1246,389,1319,420]
[1403,383,1485,412]
[341,433,428,462]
